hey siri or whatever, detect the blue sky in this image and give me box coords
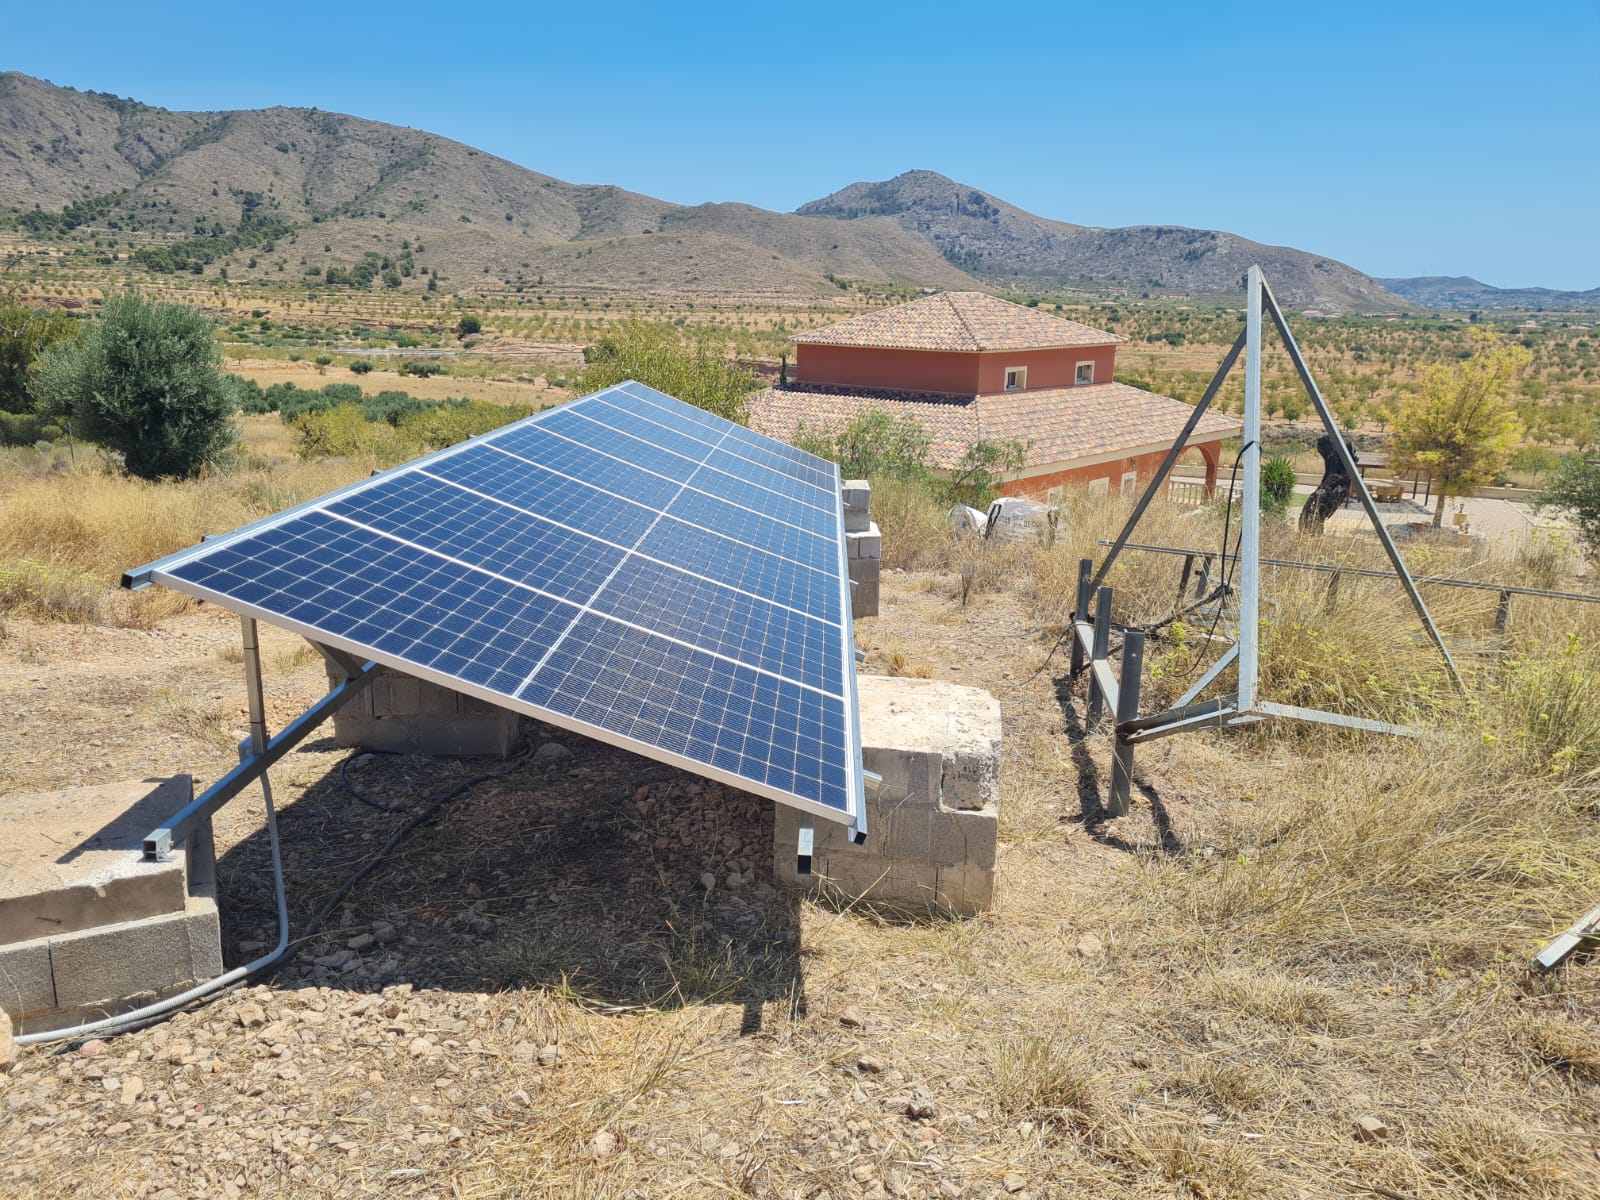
[5,1,1597,289]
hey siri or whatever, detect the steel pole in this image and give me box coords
[1238,266,1264,711]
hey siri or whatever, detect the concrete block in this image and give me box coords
[849,558,881,584]
[928,807,1000,870]
[1,777,194,945]
[330,664,524,758]
[0,776,221,1027]
[851,579,880,619]
[0,940,55,1017]
[848,524,882,560]
[48,891,222,1012]
[844,509,873,534]
[773,675,1001,915]
[842,480,871,513]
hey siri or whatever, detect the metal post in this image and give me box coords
[1070,558,1092,678]
[1177,553,1196,605]
[1087,585,1113,728]
[1495,590,1512,634]
[1325,570,1342,612]
[1238,266,1264,712]
[1109,630,1145,816]
[241,617,269,758]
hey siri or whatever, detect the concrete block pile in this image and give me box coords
[773,675,1001,915]
[843,478,881,619]
[328,663,522,757]
[0,776,222,1033]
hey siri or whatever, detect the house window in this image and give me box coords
[1087,477,1110,498]
[1004,366,1027,392]
[1075,361,1095,386]
[1120,470,1139,498]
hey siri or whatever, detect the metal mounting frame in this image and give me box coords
[142,617,379,861]
[1070,265,1463,816]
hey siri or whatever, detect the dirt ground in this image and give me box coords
[1,571,1597,1199]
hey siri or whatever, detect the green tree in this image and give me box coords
[580,322,754,424]
[1388,329,1529,527]
[456,314,482,336]
[943,438,1029,508]
[0,298,79,412]
[29,292,239,479]
[792,409,933,483]
[1536,452,1600,560]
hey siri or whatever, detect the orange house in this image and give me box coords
[749,291,1238,499]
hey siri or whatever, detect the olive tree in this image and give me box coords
[30,292,238,479]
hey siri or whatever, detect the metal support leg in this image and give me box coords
[1069,558,1092,679]
[1177,553,1195,606]
[1325,570,1342,612]
[1494,590,1512,634]
[1087,586,1113,728]
[242,616,269,758]
[1109,630,1145,817]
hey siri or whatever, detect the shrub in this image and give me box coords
[457,315,482,336]
[402,360,445,377]
[1262,456,1297,514]
[0,410,66,446]
[579,322,753,423]
[397,401,532,451]
[29,292,238,480]
[349,358,374,375]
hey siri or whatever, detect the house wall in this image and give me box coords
[1000,441,1222,500]
[795,345,983,393]
[795,342,1119,395]
[974,345,1118,392]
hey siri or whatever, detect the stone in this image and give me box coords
[857,1055,885,1074]
[537,1044,561,1068]
[1130,1051,1152,1069]
[535,742,572,765]
[1002,1175,1026,1194]
[590,1129,618,1159]
[0,1008,13,1070]
[906,1088,937,1120]
[79,1039,107,1057]
[1356,1116,1389,1143]
[409,1037,434,1058]
[839,1006,866,1029]
[700,872,717,892]
[1075,934,1105,959]
[373,923,398,944]
[120,1075,144,1106]
[236,1002,267,1028]
[347,933,376,952]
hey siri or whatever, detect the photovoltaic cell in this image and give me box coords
[130,381,863,831]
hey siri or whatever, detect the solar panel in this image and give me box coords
[124,381,866,834]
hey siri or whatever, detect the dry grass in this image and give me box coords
[0,423,363,626]
[3,464,1600,1199]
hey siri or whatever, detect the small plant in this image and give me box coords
[1261,455,1297,514]
[349,358,373,375]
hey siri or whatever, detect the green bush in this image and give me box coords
[0,411,65,446]
[398,401,532,451]
[29,292,237,479]
[349,358,374,375]
[402,360,445,377]
[1262,455,1297,514]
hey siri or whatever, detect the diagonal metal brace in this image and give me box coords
[143,662,381,860]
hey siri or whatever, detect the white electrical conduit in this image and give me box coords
[14,773,291,1047]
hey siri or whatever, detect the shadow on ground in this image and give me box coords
[1052,671,1183,857]
[214,728,805,1034]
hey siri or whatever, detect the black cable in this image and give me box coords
[1173,441,1253,681]
[338,748,409,813]
[276,742,535,974]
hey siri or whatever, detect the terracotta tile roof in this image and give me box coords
[749,381,1240,472]
[792,291,1124,352]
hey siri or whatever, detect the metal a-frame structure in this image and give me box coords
[1072,265,1463,815]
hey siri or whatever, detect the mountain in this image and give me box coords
[2,72,1403,309]
[798,171,1405,311]
[1379,275,1600,312]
